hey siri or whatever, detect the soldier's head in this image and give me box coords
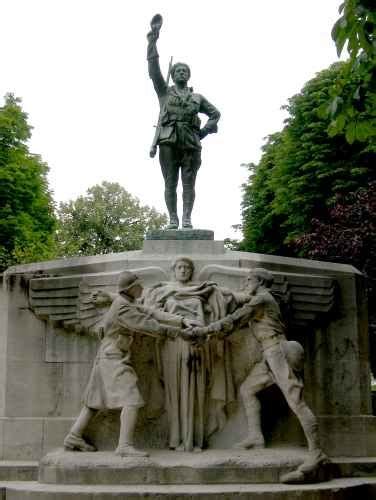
[246,268,273,293]
[171,256,194,284]
[171,62,191,84]
[118,271,143,299]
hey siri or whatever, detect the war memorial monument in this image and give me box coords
[0,13,375,499]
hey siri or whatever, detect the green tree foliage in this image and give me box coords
[56,181,167,257]
[0,94,56,271]
[291,182,376,373]
[327,0,376,143]
[241,63,374,254]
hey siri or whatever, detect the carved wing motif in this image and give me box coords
[29,266,168,334]
[197,264,335,328]
[29,274,81,330]
[281,272,336,327]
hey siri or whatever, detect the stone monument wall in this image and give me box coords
[0,240,374,459]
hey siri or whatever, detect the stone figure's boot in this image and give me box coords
[64,432,96,452]
[116,407,149,457]
[280,449,329,484]
[64,406,97,451]
[280,407,329,484]
[182,188,194,229]
[233,396,265,449]
[165,190,179,229]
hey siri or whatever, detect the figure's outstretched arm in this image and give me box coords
[147,26,167,98]
[118,303,183,339]
[183,301,256,342]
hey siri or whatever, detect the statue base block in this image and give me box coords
[146,229,214,240]
[40,448,310,485]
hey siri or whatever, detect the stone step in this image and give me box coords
[39,448,376,486]
[39,448,309,485]
[2,478,376,500]
[0,462,38,481]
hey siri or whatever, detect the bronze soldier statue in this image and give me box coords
[147,14,220,229]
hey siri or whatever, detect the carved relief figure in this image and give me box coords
[63,271,191,457]
[143,257,235,451]
[147,14,220,229]
[189,267,328,482]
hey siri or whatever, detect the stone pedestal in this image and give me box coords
[0,233,373,460]
[0,231,374,498]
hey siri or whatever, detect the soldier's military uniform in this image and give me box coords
[195,272,325,473]
[84,294,176,410]
[147,38,220,228]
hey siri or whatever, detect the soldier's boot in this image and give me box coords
[115,407,149,457]
[233,396,265,449]
[280,406,329,484]
[182,188,194,229]
[64,432,96,452]
[64,406,97,451]
[280,449,329,484]
[165,190,179,229]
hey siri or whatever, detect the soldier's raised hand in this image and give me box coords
[91,289,112,306]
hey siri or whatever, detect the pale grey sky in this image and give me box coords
[1,1,341,240]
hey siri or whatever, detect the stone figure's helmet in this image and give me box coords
[118,271,140,293]
[252,268,274,287]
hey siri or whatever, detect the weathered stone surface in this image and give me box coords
[142,239,225,255]
[3,419,43,460]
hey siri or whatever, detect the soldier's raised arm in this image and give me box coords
[147,14,167,99]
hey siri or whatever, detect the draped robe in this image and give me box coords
[144,281,235,451]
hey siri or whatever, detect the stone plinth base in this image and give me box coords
[3,478,376,499]
[143,229,223,255]
[146,229,214,240]
[40,448,309,485]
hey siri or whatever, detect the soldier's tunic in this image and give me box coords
[147,41,220,152]
[84,295,178,410]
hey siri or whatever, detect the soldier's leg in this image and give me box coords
[234,361,274,449]
[181,150,201,228]
[116,406,149,457]
[64,406,97,451]
[159,145,180,228]
[264,344,321,453]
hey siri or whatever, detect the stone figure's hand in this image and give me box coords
[180,327,194,341]
[149,146,157,158]
[221,317,234,333]
[180,326,207,344]
[91,290,112,306]
[182,318,203,328]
